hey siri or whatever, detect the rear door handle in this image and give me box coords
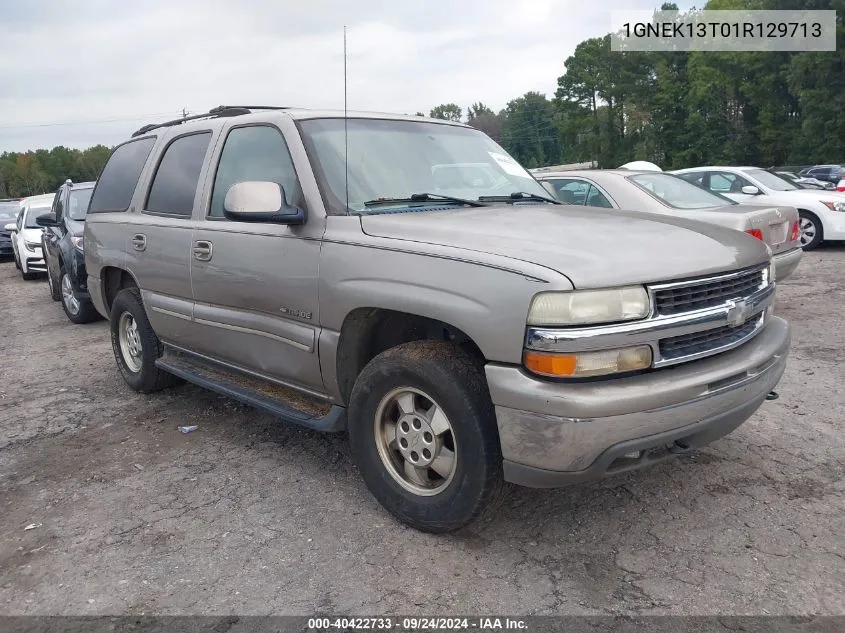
[193,240,213,261]
[131,234,146,251]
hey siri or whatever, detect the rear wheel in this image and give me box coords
[798,211,823,250]
[60,269,98,324]
[110,287,181,393]
[348,340,502,533]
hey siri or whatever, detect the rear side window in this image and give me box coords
[88,137,156,213]
[146,132,212,216]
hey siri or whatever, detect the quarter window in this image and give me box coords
[146,132,212,216]
[548,179,589,205]
[209,126,299,218]
[89,137,157,213]
[586,185,613,208]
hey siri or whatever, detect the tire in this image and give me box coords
[798,211,823,250]
[59,269,99,324]
[348,340,503,533]
[21,268,38,281]
[46,264,61,301]
[13,251,20,270]
[110,286,181,393]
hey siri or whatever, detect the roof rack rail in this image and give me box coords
[131,105,291,138]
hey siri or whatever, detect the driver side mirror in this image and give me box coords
[539,181,559,199]
[223,181,305,225]
[35,212,58,227]
[4,223,16,232]
[741,185,760,195]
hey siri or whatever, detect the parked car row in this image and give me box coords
[3,180,99,321]
[3,106,792,533]
[534,169,803,280]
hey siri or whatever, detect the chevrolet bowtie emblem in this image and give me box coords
[726,299,749,328]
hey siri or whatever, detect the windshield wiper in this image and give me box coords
[478,192,562,205]
[363,193,490,208]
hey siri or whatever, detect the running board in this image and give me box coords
[155,350,346,432]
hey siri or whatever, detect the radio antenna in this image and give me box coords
[343,25,349,212]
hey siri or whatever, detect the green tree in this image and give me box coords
[429,103,463,122]
[499,92,560,168]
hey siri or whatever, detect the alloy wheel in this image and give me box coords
[373,387,458,496]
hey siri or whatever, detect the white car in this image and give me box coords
[670,166,845,250]
[5,193,53,280]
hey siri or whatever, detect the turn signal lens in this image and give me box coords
[524,346,652,378]
[745,228,763,241]
[789,220,800,242]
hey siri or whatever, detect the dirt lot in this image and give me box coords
[0,251,843,616]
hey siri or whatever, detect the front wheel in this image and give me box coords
[110,287,181,393]
[799,211,823,250]
[348,341,502,533]
[60,270,98,323]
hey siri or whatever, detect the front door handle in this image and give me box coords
[193,240,213,261]
[131,234,146,251]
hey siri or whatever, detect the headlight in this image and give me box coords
[820,200,845,212]
[524,346,653,378]
[24,240,41,250]
[71,236,84,251]
[527,286,650,326]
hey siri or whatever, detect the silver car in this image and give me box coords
[536,170,803,281]
[85,107,789,532]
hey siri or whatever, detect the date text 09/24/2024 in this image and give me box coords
[306,617,528,630]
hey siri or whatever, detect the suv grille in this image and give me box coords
[659,316,761,361]
[654,268,763,316]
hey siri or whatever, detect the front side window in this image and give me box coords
[89,137,157,213]
[54,189,65,223]
[298,118,546,214]
[210,126,299,218]
[146,132,212,216]
[629,173,736,209]
[68,188,94,221]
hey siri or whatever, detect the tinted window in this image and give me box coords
[0,203,17,222]
[68,188,94,221]
[210,126,299,218]
[146,133,211,216]
[89,137,156,213]
[26,205,51,227]
[677,172,704,186]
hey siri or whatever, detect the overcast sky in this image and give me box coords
[0,0,692,152]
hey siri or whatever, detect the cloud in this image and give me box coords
[0,0,689,151]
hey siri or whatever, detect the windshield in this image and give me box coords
[747,169,798,191]
[68,188,94,220]
[298,118,547,214]
[26,205,51,227]
[628,173,736,209]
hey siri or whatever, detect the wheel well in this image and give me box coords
[102,267,139,313]
[335,308,485,405]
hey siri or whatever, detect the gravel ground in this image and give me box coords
[0,250,843,616]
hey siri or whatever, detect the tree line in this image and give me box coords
[2,0,843,199]
[431,0,844,170]
[0,145,111,199]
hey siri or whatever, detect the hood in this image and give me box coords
[66,217,85,236]
[360,204,771,288]
[22,227,43,243]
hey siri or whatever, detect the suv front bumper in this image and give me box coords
[486,316,790,487]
